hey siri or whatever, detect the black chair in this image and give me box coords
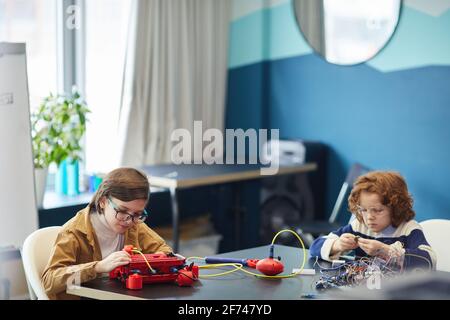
[293,163,371,245]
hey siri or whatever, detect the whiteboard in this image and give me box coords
[0,43,39,248]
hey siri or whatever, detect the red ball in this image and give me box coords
[256,258,284,276]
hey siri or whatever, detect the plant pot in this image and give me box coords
[34,167,48,208]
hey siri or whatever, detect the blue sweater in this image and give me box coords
[309,219,436,270]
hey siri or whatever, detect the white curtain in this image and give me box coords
[118,0,231,166]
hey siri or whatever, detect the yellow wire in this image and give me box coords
[186,257,243,278]
[185,229,307,279]
[198,263,244,278]
[238,229,307,279]
[186,256,206,262]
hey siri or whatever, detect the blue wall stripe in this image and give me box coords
[229,2,450,72]
[226,62,268,131]
[229,2,311,69]
[368,6,450,72]
[267,1,313,64]
[229,8,268,69]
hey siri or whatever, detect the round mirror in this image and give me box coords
[293,0,401,65]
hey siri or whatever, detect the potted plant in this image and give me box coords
[31,87,91,207]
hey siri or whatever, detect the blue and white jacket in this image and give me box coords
[309,219,436,269]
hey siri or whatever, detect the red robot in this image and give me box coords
[109,245,198,290]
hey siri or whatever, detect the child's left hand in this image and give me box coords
[357,238,390,256]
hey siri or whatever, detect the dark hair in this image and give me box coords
[88,167,150,214]
[348,171,415,227]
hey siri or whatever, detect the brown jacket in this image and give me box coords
[41,206,172,300]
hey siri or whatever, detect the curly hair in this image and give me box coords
[348,171,415,227]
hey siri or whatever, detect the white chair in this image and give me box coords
[419,219,450,272]
[21,226,62,300]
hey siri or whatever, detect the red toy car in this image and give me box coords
[109,246,198,290]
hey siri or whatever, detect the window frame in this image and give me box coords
[57,0,87,185]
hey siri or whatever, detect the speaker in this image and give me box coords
[259,173,315,245]
[259,141,328,247]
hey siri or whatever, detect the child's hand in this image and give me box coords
[95,251,132,273]
[331,233,359,254]
[357,238,389,256]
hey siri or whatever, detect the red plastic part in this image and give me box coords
[246,259,260,268]
[126,273,143,290]
[256,258,284,276]
[191,265,199,278]
[123,245,134,255]
[176,270,195,287]
[110,251,197,289]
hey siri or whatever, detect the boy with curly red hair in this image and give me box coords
[310,171,436,269]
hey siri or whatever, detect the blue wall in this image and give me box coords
[226,1,450,221]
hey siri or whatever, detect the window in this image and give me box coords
[0,0,58,110]
[84,0,132,174]
[1,0,132,181]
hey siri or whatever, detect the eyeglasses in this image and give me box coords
[356,205,388,217]
[108,197,148,223]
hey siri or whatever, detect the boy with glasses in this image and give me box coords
[309,171,436,270]
[42,167,172,299]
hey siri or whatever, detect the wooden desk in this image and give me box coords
[67,244,319,300]
[141,163,317,252]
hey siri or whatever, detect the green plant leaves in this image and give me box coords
[30,89,91,168]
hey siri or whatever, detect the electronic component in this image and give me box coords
[292,268,316,275]
[110,246,198,289]
[314,256,404,291]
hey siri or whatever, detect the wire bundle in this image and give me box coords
[314,253,432,291]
